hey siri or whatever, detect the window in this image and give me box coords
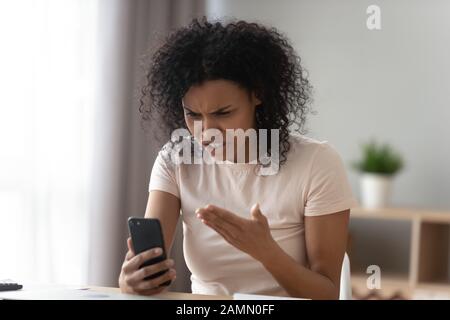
[0,0,98,285]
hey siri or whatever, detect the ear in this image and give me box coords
[251,92,262,107]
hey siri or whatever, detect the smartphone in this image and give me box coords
[127,217,171,286]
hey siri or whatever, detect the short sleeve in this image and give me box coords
[148,146,180,199]
[304,142,359,216]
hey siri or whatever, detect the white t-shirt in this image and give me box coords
[148,133,358,296]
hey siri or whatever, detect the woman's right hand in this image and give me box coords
[119,237,177,295]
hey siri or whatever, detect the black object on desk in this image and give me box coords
[0,280,23,291]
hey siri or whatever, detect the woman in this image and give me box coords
[118,17,358,299]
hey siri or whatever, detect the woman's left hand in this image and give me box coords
[195,203,278,263]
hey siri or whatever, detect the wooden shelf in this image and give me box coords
[351,207,450,223]
[349,206,450,299]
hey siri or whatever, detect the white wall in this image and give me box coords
[206,0,450,210]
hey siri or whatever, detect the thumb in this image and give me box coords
[127,237,135,254]
[251,203,263,220]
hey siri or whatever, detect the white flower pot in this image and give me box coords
[360,173,393,208]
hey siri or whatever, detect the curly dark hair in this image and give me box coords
[139,17,312,169]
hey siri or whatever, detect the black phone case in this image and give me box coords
[128,217,171,286]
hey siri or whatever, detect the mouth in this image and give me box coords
[202,142,226,157]
[202,141,225,149]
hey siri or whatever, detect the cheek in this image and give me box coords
[185,117,195,133]
[232,108,256,130]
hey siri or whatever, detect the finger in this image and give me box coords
[135,268,176,291]
[128,259,174,285]
[251,203,264,220]
[125,250,134,261]
[198,205,244,229]
[202,219,237,245]
[251,203,269,228]
[200,210,244,236]
[205,217,240,240]
[124,238,135,262]
[206,205,245,227]
[123,247,163,273]
[127,237,135,255]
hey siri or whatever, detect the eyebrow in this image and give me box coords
[183,105,232,114]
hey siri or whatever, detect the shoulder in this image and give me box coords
[157,137,195,165]
[282,133,347,180]
[286,133,338,164]
[152,140,180,174]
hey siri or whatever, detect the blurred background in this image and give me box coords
[0,0,449,299]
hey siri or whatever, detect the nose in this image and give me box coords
[202,116,216,131]
[201,117,221,145]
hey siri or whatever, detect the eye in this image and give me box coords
[185,112,201,118]
[214,111,231,117]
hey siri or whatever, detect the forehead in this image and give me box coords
[182,79,249,110]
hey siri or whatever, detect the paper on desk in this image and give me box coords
[413,290,450,300]
[233,293,304,300]
[0,283,157,300]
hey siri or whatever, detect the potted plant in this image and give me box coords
[352,140,404,208]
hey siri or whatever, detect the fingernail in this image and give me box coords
[154,248,162,254]
[167,260,174,267]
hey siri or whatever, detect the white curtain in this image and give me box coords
[88,0,204,290]
[0,0,204,290]
[0,0,98,285]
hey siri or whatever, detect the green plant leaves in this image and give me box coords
[352,140,404,175]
